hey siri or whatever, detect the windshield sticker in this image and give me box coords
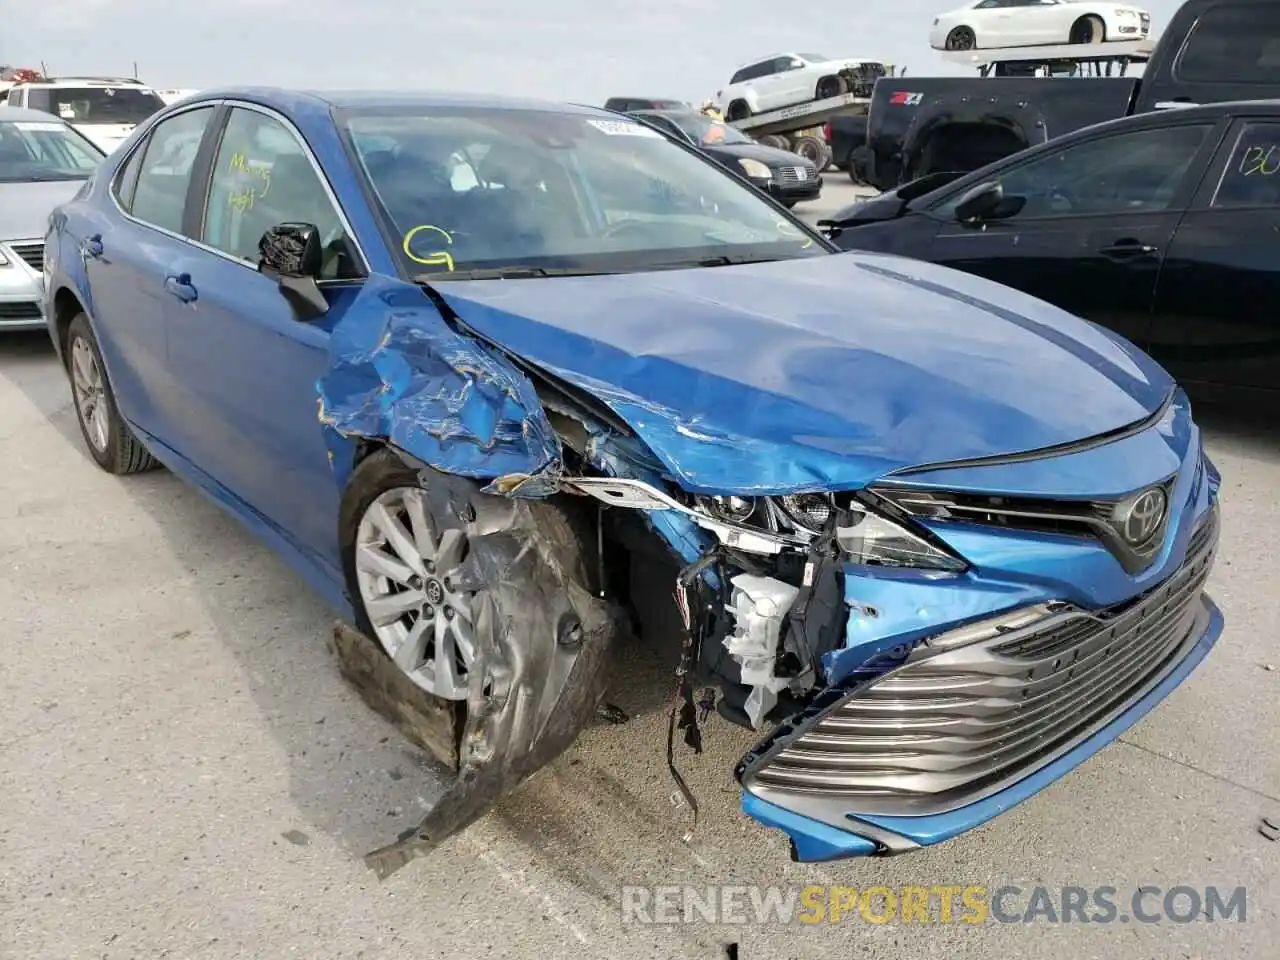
[12,121,65,132]
[586,119,662,138]
[403,224,456,270]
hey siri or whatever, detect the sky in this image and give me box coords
[1,0,1192,103]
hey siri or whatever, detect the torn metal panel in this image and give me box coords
[317,276,562,495]
[363,453,623,879]
[331,621,462,770]
[823,564,1046,685]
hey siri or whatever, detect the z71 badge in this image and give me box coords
[889,91,925,105]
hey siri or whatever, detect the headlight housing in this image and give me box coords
[738,157,772,179]
[838,499,968,571]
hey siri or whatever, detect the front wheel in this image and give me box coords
[340,449,599,703]
[65,313,158,475]
[814,75,845,100]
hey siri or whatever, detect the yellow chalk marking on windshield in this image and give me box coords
[403,224,456,270]
[776,219,814,249]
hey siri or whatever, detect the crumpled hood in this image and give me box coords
[0,179,86,241]
[433,252,1172,494]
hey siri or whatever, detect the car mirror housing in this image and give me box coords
[258,222,328,320]
[953,181,1005,224]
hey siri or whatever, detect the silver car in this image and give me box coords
[0,105,104,331]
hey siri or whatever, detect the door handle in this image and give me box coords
[82,235,103,259]
[164,273,198,303]
[1099,239,1158,259]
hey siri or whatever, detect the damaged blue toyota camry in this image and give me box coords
[44,89,1222,876]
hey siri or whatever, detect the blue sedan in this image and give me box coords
[44,88,1223,876]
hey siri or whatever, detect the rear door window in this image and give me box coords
[1211,121,1280,208]
[129,106,216,234]
[1176,2,1280,84]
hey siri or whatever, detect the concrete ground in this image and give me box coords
[1,177,1276,959]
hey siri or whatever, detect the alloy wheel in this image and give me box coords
[354,485,478,700]
[70,337,109,453]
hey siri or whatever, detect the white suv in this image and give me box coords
[715,54,886,121]
[3,77,166,153]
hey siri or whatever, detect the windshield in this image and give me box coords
[340,107,826,278]
[0,119,102,182]
[667,114,754,146]
[33,86,165,125]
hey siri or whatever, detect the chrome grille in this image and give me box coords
[775,164,818,183]
[750,506,1218,814]
[8,242,43,273]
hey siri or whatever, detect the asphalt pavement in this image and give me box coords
[1,176,1276,959]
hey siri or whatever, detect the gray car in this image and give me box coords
[0,105,104,331]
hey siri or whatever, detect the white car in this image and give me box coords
[1,77,167,153]
[715,53,886,121]
[929,0,1150,51]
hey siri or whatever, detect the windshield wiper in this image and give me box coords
[417,266,609,282]
[651,254,785,270]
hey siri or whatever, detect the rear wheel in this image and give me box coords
[945,26,977,50]
[756,134,790,150]
[65,313,158,475]
[725,100,751,122]
[791,135,827,168]
[1070,14,1106,43]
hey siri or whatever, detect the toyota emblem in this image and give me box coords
[1118,487,1167,545]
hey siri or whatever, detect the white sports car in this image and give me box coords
[929,0,1150,51]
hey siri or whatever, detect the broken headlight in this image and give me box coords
[837,500,968,572]
[696,494,758,523]
[779,493,833,532]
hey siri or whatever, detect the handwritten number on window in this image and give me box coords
[1238,144,1280,177]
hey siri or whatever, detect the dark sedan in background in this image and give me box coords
[631,109,821,207]
[823,101,1280,404]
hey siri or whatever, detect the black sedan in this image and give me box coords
[823,100,1280,404]
[630,109,821,207]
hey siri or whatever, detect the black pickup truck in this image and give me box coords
[843,0,1280,191]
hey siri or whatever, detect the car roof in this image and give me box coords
[635,109,702,118]
[11,76,150,88]
[733,53,795,70]
[174,87,615,118]
[0,104,73,123]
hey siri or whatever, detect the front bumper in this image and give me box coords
[0,240,48,332]
[737,414,1222,860]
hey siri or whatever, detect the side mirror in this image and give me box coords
[789,58,805,69]
[953,181,1005,224]
[258,222,328,320]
